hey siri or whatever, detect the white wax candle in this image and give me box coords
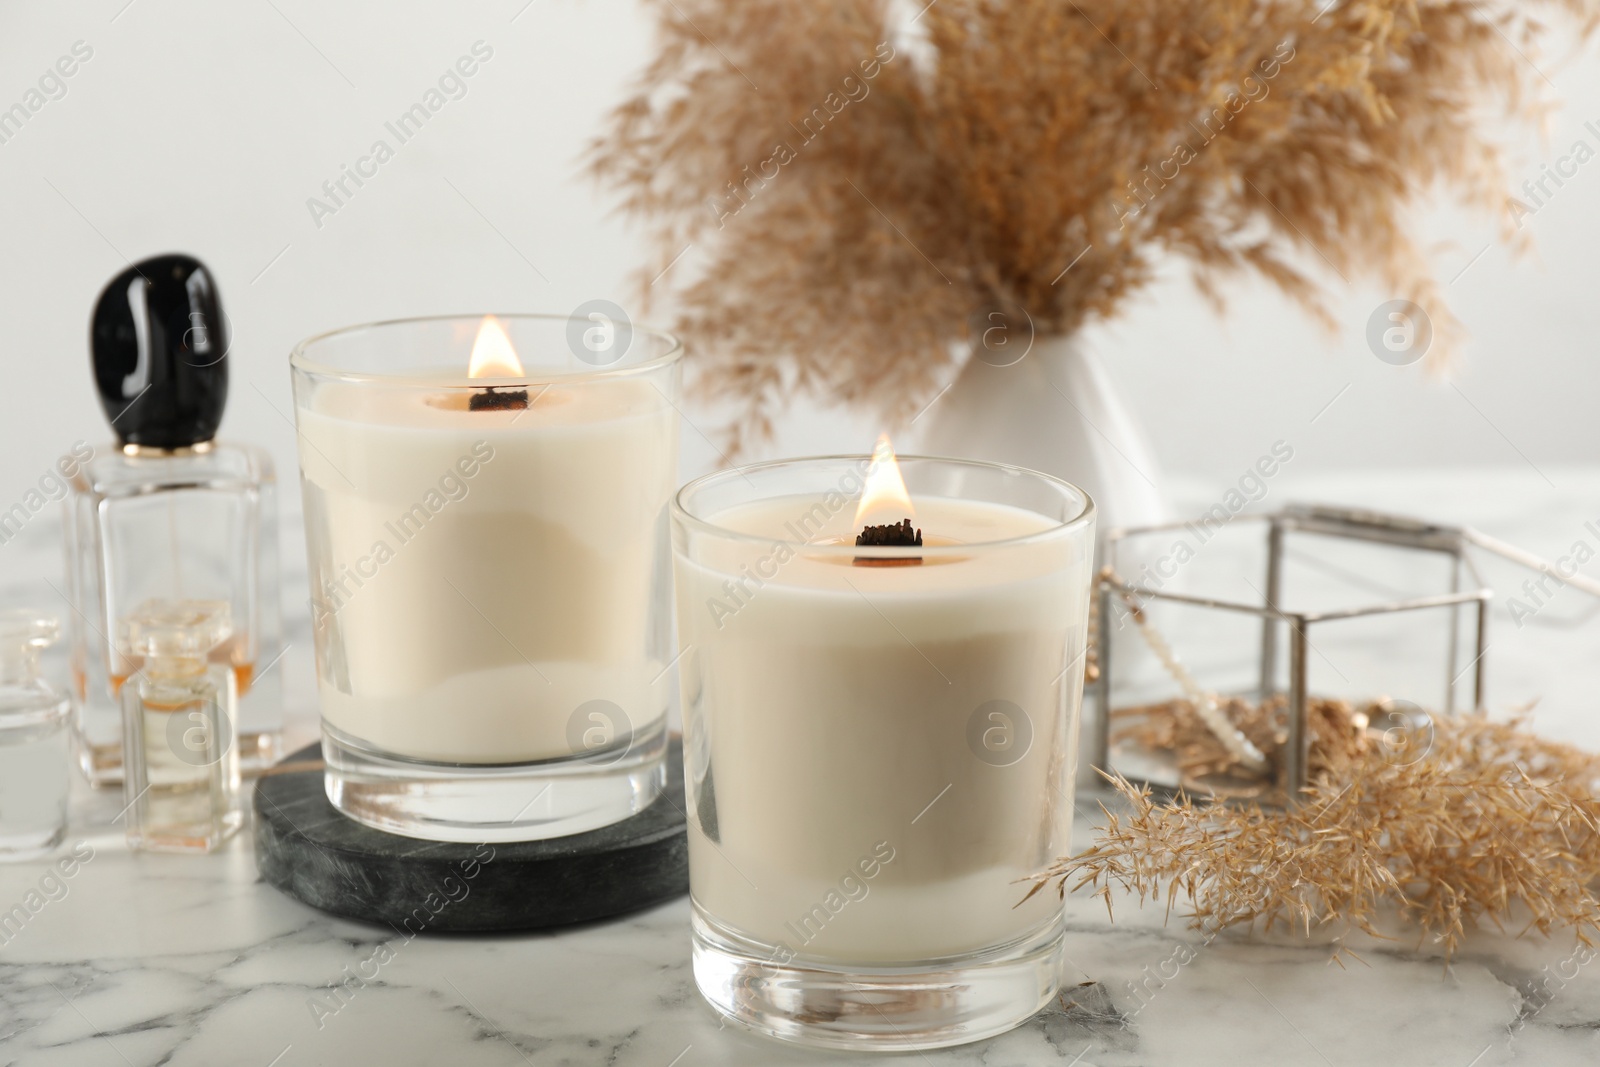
[298,375,677,763]
[676,495,1088,963]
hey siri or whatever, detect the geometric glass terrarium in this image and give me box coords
[1090,504,1493,804]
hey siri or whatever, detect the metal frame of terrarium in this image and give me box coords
[1089,503,1493,802]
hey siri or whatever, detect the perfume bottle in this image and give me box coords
[119,599,241,852]
[65,253,282,787]
[0,611,72,860]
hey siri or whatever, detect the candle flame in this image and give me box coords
[467,315,524,378]
[853,434,916,529]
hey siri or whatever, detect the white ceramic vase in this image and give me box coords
[912,334,1166,534]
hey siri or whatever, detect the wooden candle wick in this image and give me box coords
[469,386,529,411]
[854,518,923,567]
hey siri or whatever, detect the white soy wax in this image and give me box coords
[297,369,677,764]
[676,487,1091,964]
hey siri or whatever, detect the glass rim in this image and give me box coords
[289,312,684,385]
[671,453,1096,558]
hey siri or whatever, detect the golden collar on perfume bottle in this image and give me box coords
[120,440,216,458]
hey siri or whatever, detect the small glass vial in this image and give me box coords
[0,611,72,861]
[119,599,241,853]
[65,254,282,787]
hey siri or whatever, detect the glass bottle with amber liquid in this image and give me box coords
[119,599,240,851]
[64,254,282,786]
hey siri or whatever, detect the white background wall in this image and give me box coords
[2,0,1597,534]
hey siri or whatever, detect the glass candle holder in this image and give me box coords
[291,314,681,842]
[671,454,1095,1050]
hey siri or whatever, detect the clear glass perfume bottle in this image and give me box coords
[0,611,72,861]
[119,599,241,852]
[65,254,282,787]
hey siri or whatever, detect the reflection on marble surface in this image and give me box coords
[0,468,1597,1065]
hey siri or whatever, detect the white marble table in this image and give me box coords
[3,467,1599,1066]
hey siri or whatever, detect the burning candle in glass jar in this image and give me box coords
[674,440,1094,989]
[294,315,679,804]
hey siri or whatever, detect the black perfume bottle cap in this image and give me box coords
[91,253,229,449]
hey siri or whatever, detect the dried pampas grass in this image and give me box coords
[1030,711,1600,960]
[591,0,1598,452]
[1111,694,1393,800]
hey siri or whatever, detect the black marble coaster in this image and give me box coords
[253,740,689,932]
